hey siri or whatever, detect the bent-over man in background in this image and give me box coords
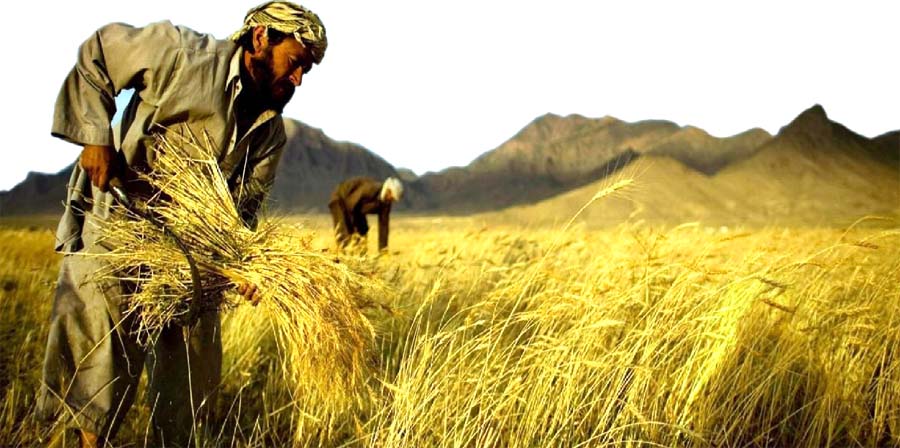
[38,2,327,447]
[329,177,403,253]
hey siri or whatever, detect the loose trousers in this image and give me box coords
[37,254,221,446]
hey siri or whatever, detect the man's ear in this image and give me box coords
[250,26,269,54]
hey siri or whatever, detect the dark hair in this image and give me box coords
[237,28,291,52]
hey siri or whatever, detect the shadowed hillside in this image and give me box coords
[268,120,403,212]
[411,113,772,212]
[870,130,900,167]
[714,105,899,223]
[491,105,899,227]
[487,156,745,227]
[644,126,771,174]
[0,167,72,216]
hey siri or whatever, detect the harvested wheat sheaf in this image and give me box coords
[93,132,382,412]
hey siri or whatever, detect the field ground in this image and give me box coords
[2,211,900,446]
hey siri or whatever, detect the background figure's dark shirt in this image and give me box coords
[329,177,391,250]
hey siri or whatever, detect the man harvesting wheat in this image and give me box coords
[329,176,404,254]
[37,2,326,446]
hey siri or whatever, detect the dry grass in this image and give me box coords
[0,226,58,446]
[1,175,899,446]
[350,221,900,447]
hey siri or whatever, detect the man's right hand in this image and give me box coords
[236,280,262,306]
[80,144,118,192]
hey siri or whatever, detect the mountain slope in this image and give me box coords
[268,119,402,212]
[487,105,898,227]
[0,166,73,216]
[412,113,772,212]
[644,126,772,174]
[486,156,745,227]
[713,105,899,223]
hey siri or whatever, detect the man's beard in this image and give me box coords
[248,51,295,113]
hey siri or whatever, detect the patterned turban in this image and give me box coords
[230,1,327,65]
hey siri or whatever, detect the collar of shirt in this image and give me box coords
[226,48,278,134]
[227,46,243,96]
[223,48,278,155]
[220,46,280,178]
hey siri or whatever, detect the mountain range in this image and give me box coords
[2,104,897,226]
[491,105,899,226]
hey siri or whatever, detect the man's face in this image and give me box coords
[248,34,313,112]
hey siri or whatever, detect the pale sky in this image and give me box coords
[1,0,898,190]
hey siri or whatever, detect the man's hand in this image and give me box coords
[80,145,118,192]
[236,280,262,306]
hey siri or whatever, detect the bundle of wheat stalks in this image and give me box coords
[94,132,381,413]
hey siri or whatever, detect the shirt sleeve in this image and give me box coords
[51,21,183,147]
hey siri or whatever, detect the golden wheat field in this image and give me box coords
[2,212,900,447]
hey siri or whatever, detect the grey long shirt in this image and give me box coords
[52,20,287,253]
